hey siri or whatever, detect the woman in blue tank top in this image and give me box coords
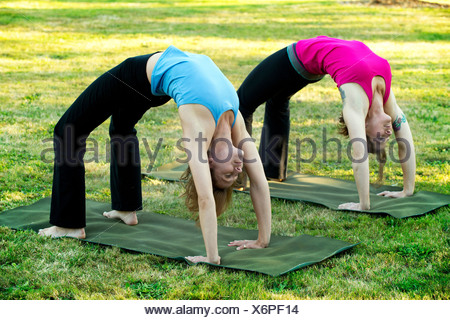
[39,46,272,265]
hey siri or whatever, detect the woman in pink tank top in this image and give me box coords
[238,36,416,211]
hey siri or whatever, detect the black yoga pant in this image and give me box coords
[50,53,171,228]
[237,47,315,180]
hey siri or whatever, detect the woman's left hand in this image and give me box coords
[377,190,409,198]
[228,240,266,250]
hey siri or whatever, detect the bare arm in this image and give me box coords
[338,84,371,210]
[178,105,220,264]
[378,92,416,198]
[229,112,272,250]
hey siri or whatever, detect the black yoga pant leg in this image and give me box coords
[50,71,118,228]
[109,108,147,212]
[237,47,310,179]
[50,53,170,228]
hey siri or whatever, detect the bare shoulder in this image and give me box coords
[231,111,250,144]
[339,82,370,108]
[384,91,403,116]
[178,104,215,139]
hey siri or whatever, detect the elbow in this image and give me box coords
[197,194,215,212]
[352,161,365,173]
[250,176,269,193]
[397,138,415,160]
[351,149,368,169]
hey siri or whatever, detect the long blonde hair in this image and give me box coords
[180,166,234,221]
[338,113,386,185]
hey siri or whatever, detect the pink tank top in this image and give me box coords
[294,36,392,106]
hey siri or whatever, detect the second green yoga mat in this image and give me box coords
[0,198,357,277]
[144,162,450,219]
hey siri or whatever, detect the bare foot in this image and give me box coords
[103,210,138,225]
[38,226,86,239]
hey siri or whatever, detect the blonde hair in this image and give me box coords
[338,113,386,185]
[180,166,234,222]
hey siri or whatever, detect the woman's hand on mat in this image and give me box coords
[338,202,362,211]
[377,190,409,198]
[228,240,265,250]
[185,255,221,265]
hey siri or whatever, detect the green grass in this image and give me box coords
[0,0,449,299]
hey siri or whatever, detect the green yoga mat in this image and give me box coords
[144,162,450,219]
[0,198,357,276]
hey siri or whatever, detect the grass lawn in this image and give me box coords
[0,0,449,299]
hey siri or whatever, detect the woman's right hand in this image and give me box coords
[228,239,267,250]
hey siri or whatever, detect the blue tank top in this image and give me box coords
[151,46,239,127]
